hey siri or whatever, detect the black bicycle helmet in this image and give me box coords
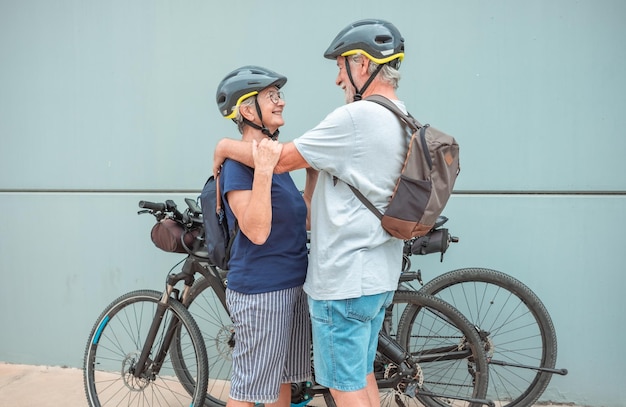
[216,65,287,119]
[323,19,405,67]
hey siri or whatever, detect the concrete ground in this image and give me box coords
[0,364,86,407]
[0,362,579,407]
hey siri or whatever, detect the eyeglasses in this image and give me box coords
[267,91,284,104]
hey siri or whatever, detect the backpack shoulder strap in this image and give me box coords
[365,94,422,131]
[347,95,431,221]
[366,94,432,170]
[348,184,383,219]
[345,96,415,220]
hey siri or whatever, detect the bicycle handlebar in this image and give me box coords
[138,198,456,260]
[138,198,203,224]
[138,200,167,212]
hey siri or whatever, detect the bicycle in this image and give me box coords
[398,224,568,407]
[83,198,493,407]
[83,199,211,407]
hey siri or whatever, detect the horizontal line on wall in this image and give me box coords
[455,190,626,196]
[0,189,201,194]
[0,189,625,196]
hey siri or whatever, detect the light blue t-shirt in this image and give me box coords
[293,99,408,300]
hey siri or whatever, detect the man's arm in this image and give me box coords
[303,167,319,231]
[213,139,253,175]
[213,138,309,176]
[274,141,309,173]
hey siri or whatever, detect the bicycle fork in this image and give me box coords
[132,269,195,379]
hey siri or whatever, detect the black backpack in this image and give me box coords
[199,175,237,269]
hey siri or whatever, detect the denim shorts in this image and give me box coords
[308,291,394,391]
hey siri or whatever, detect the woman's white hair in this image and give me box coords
[233,95,257,134]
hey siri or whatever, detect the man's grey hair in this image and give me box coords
[233,95,257,134]
[349,54,401,89]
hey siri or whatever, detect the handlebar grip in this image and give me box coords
[138,200,166,211]
[185,198,202,214]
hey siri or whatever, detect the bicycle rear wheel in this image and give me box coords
[394,290,490,407]
[415,268,558,407]
[83,290,208,407]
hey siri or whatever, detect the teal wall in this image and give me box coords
[1,1,625,406]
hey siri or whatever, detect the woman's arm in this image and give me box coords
[226,139,283,245]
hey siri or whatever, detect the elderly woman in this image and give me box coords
[214,66,311,407]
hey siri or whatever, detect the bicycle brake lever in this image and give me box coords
[165,199,184,221]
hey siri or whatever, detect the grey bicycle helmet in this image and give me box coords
[323,19,405,67]
[216,65,287,119]
[324,19,404,101]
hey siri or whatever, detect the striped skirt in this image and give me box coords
[226,285,312,403]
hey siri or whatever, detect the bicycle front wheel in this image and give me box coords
[393,290,490,407]
[83,290,208,407]
[417,268,558,407]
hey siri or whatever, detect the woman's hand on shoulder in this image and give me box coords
[252,138,283,174]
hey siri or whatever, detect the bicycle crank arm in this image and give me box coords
[418,390,495,407]
[489,359,568,375]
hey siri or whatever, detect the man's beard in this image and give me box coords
[344,86,356,104]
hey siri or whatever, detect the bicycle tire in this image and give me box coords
[413,267,558,407]
[394,290,490,407]
[83,290,208,407]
